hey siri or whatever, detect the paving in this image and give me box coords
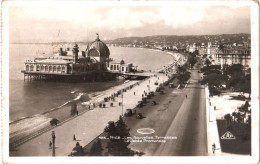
[128,68,208,156]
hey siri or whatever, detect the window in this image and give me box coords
[110,65,113,70]
[30,65,34,71]
[49,66,53,72]
[62,66,65,73]
[53,66,57,72]
[114,65,116,70]
[41,66,44,71]
[45,66,48,71]
[57,66,61,72]
[122,67,124,72]
[26,65,29,71]
[126,67,128,72]
[36,65,40,71]
[117,65,119,70]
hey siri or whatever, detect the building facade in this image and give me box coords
[23,34,110,76]
[109,60,133,73]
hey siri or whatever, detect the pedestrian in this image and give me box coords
[186,95,187,98]
[212,143,216,155]
[93,103,95,108]
[76,110,78,116]
[89,105,91,110]
[73,134,76,141]
[134,92,135,95]
[49,141,52,149]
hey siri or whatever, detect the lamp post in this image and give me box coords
[163,66,165,84]
[147,80,150,93]
[51,131,56,156]
[121,90,124,116]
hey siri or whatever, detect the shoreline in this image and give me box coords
[9,51,185,148]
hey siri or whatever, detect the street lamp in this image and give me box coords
[121,89,124,116]
[163,66,165,84]
[147,80,150,93]
[51,131,56,156]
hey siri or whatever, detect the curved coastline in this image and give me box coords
[9,48,184,147]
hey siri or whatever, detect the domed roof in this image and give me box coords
[88,34,110,57]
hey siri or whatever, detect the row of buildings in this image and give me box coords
[110,36,251,68]
[194,41,251,68]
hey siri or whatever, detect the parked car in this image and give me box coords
[136,113,144,119]
[169,83,174,88]
[151,101,157,106]
[149,91,155,97]
[124,109,133,117]
[142,97,147,103]
[137,101,143,108]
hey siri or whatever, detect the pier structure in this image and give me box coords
[21,34,113,82]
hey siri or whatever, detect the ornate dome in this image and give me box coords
[88,34,110,57]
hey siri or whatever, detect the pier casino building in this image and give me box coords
[23,35,112,80]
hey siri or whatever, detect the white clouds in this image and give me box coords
[8,5,250,43]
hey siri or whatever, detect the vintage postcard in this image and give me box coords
[1,0,259,163]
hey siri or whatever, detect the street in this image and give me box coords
[128,68,207,156]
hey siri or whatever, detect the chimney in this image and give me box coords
[72,44,79,63]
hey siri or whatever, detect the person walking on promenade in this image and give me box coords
[134,92,135,96]
[73,134,76,141]
[49,141,52,149]
[212,143,216,155]
[89,105,91,110]
[186,95,187,98]
[76,111,78,116]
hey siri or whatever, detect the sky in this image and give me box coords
[8,3,250,43]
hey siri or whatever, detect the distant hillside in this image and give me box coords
[107,34,250,45]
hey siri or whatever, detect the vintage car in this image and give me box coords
[142,97,147,103]
[136,113,144,119]
[137,101,143,108]
[149,91,155,97]
[169,83,174,88]
[124,109,133,117]
[151,101,157,106]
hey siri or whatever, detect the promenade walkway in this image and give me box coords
[10,73,169,156]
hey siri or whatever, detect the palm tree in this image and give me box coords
[224,113,232,128]
[236,112,242,124]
